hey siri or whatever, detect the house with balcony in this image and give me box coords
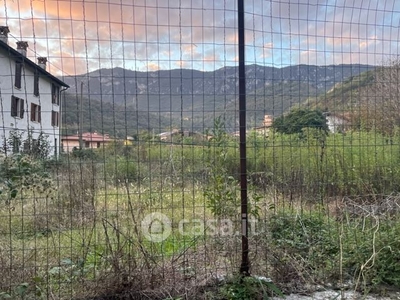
[0,26,69,156]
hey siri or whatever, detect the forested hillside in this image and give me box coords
[61,93,171,138]
[61,64,374,133]
[302,63,400,135]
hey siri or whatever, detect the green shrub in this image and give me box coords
[342,218,400,288]
[272,108,328,135]
[0,154,54,204]
[71,147,99,160]
[218,275,284,300]
[269,212,338,270]
[267,211,400,290]
[105,157,139,184]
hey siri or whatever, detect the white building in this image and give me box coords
[0,26,69,156]
[324,112,350,133]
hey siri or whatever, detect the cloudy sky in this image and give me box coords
[1,0,399,76]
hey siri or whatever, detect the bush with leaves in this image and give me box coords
[2,129,51,159]
[218,275,284,300]
[272,108,329,135]
[0,130,54,204]
[204,117,238,218]
[0,154,54,204]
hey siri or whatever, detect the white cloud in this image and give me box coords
[0,0,399,74]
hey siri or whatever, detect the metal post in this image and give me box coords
[79,81,84,149]
[238,0,250,275]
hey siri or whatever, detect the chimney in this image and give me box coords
[37,57,47,70]
[16,41,28,57]
[0,26,9,44]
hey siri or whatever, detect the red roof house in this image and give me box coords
[61,132,113,153]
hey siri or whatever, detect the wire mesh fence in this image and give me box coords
[1,0,400,299]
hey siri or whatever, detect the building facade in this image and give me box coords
[0,26,69,156]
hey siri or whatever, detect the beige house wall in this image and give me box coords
[62,139,111,153]
[85,141,106,149]
[62,140,80,153]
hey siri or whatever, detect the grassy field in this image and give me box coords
[1,129,400,299]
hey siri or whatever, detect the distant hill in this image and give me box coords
[301,64,400,135]
[61,93,171,138]
[301,70,375,111]
[62,64,375,132]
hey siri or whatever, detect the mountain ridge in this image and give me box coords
[62,64,375,133]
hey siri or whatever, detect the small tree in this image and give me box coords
[24,131,51,159]
[272,108,328,135]
[204,117,238,218]
[2,129,51,159]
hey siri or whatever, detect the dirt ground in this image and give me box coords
[273,290,400,300]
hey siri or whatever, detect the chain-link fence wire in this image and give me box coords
[1,0,400,299]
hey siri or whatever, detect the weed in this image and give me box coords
[218,275,284,300]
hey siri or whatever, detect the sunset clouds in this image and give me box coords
[1,0,399,76]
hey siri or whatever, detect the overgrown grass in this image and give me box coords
[1,130,400,299]
[248,130,400,198]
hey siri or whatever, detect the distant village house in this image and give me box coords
[231,114,273,137]
[252,114,273,135]
[61,132,113,153]
[323,112,350,133]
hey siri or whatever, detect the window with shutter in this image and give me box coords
[19,99,24,118]
[15,62,22,89]
[34,70,39,96]
[30,103,41,123]
[11,96,24,118]
[52,84,59,105]
[12,136,20,153]
[51,110,59,127]
[11,96,17,117]
[30,104,34,120]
